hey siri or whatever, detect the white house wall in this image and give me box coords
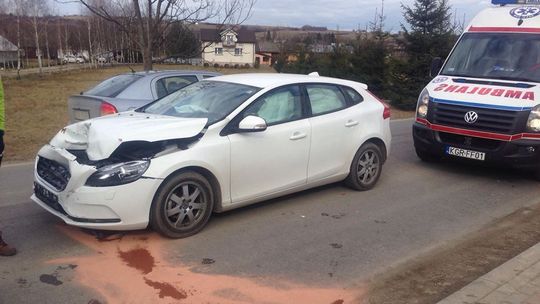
[202,42,255,66]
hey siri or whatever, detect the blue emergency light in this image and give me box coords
[492,0,540,4]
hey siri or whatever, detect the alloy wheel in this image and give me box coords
[164,181,207,230]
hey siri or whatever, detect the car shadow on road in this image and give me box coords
[413,156,536,183]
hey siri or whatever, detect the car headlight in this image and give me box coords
[527,105,540,132]
[86,160,150,187]
[416,89,430,118]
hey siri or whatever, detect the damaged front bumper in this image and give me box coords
[31,145,162,230]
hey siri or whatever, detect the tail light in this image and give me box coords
[367,91,391,119]
[100,101,118,116]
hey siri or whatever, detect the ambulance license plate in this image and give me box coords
[446,146,485,161]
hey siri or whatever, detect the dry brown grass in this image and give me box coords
[390,108,415,120]
[2,64,275,162]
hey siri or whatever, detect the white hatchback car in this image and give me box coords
[32,73,392,238]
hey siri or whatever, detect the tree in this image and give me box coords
[387,0,456,109]
[350,36,387,96]
[26,0,49,75]
[79,0,256,71]
[348,0,388,96]
[164,22,200,59]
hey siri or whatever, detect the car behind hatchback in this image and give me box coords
[68,70,221,123]
[33,73,391,238]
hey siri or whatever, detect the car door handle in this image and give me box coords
[289,132,307,140]
[345,120,359,127]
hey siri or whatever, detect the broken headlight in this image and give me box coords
[86,160,150,187]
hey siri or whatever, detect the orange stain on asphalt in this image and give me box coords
[49,225,361,304]
[118,248,155,275]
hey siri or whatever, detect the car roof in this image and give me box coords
[207,73,368,90]
[125,70,222,77]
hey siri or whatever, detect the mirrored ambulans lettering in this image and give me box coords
[433,84,535,101]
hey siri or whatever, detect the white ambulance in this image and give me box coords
[414,0,540,177]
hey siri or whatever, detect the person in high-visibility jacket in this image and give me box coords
[0,75,16,257]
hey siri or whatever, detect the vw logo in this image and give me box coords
[510,6,540,19]
[464,111,479,124]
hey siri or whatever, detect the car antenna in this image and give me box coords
[128,66,135,73]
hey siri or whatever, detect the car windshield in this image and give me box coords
[86,74,143,97]
[441,32,540,82]
[140,81,260,125]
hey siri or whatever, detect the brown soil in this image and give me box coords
[364,202,540,304]
[390,107,415,120]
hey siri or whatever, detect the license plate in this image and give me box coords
[34,182,58,205]
[73,109,90,121]
[446,146,485,161]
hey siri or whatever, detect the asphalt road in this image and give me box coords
[1,119,540,304]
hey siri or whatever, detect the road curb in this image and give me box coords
[2,161,34,168]
[437,242,540,304]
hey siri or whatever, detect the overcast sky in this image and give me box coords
[53,0,493,32]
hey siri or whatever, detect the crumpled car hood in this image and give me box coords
[50,112,208,161]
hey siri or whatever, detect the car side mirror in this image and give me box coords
[238,115,267,132]
[430,57,443,78]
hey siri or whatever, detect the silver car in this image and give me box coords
[68,70,221,123]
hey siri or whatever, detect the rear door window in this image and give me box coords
[86,74,143,97]
[156,75,199,98]
[342,86,364,105]
[306,84,348,115]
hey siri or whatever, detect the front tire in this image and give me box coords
[150,171,214,238]
[345,143,383,191]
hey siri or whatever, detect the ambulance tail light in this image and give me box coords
[416,89,430,119]
[527,104,540,132]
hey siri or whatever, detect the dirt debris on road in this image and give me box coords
[364,202,540,304]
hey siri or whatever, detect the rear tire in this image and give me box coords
[150,171,214,238]
[345,143,383,191]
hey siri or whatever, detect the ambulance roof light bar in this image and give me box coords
[492,0,540,5]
